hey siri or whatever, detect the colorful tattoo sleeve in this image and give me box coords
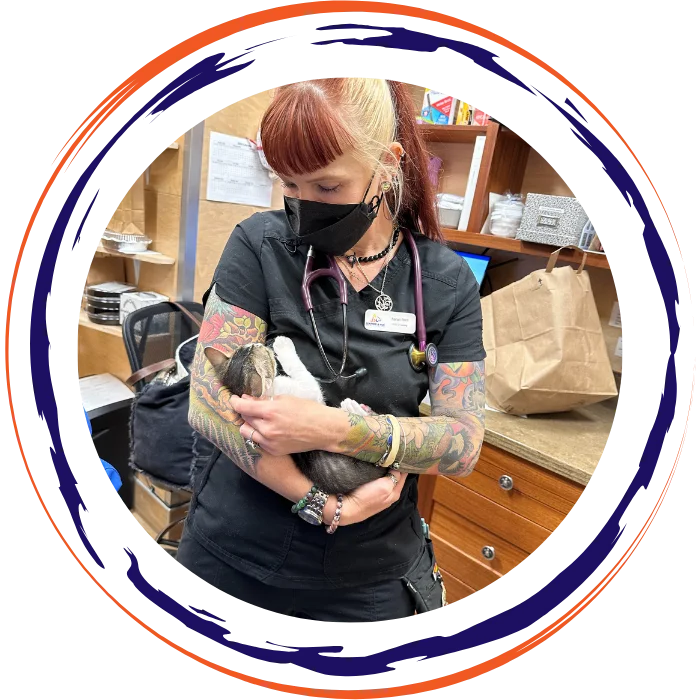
[338,361,486,477]
[188,285,268,476]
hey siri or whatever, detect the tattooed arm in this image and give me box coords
[334,361,486,477]
[189,286,335,510]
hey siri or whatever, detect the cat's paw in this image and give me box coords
[272,335,295,354]
[340,398,369,415]
[272,336,298,367]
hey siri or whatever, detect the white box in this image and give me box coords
[438,205,461,228]
[120,291,169,325]
[516,193,589,247]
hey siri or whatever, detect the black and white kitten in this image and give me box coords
[204,336,387,494]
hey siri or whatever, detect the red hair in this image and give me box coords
[260,79,443,243]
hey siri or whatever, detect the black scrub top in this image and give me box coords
[187,210,486,589]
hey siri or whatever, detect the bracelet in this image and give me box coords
[298,489,329,526]
[375,416,394,467]
[291,485,318,514]
[326,494,344,534]
[393,419,407,468]
[377,415,401,468]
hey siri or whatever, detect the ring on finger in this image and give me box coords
[387,472,399,487]
[245,427,260,452]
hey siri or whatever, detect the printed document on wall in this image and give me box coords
[206,131,272,207]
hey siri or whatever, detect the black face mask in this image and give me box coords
[283,176,383,256]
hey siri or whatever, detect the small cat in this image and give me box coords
[204,336,387,494]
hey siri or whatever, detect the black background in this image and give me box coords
[12,7,695,695]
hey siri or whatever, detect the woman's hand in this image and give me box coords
[230,394,349,457]
[338,471,408,526]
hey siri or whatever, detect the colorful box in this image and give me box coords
[471,109,491,126]
[420,89,458,125]
[454,100,472,125]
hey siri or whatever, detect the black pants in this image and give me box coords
[177,530,416,622]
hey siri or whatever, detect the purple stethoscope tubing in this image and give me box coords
[301,229,431,379]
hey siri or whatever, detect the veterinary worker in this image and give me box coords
[178,79,486,621]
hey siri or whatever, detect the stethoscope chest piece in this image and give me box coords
[408,342,438,372]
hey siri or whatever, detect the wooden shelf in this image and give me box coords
[418,124,489,144]
[94,245,175,265]
[79,309,123,337]
[443,229,610,270]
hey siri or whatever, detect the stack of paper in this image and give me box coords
[80,373,134,413]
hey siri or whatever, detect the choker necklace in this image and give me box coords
[345,227,400,267]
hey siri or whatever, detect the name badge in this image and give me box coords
[364,309,416,334]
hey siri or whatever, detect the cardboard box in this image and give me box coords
[421,89,457,125]
[119,290,169,325]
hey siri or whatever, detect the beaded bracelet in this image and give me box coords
[326,494,344,534]
[291,485,318,514]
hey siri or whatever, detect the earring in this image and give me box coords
[381,180,392,192]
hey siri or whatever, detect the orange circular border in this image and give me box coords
[6,3,691,696]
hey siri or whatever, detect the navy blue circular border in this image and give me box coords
[38,23,681,678]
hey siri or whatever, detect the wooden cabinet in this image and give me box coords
[132,473,191,548]
[418,442,584,603]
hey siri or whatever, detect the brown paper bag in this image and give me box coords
[106,173,146,235]
[481,249,618,415]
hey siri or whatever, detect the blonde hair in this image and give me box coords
[260,78,442,240]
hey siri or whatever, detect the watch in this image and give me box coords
[298,490,329,526]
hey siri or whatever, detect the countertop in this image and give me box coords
[420,400,615,486]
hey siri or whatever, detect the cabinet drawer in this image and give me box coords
[431,502,528,576]
[447,469,566,531]
[433,477,550,554]
[133,477,189,539]
[441,570,474,604]
[134,472,191,507]
[477,443,584,507]
[470,459,574,516]
[433,533,500,591]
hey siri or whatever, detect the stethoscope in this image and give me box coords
[301,228,438,384]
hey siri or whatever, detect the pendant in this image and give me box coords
[346,254,357,267]
[375,294,393,311]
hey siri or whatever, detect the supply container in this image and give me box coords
[489,193,524,238]
[517,194,590,247]
[436,193,464,229]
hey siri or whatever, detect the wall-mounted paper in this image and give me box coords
[206,132,272,208]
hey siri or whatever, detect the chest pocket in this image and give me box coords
[269,291,345,320]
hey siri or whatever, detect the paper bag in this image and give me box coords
[106,173,146,235]
[481,249,618,415]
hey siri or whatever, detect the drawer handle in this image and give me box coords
[499,475,514,491]
[481,545,496,561]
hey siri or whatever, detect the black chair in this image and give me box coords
[122,300,204,392]
[122,300,205,554]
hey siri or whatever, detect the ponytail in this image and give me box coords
[387,81,444,243]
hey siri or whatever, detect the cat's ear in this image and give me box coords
[204,346,230,370]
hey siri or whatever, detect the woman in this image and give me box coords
[178,79,486,622]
